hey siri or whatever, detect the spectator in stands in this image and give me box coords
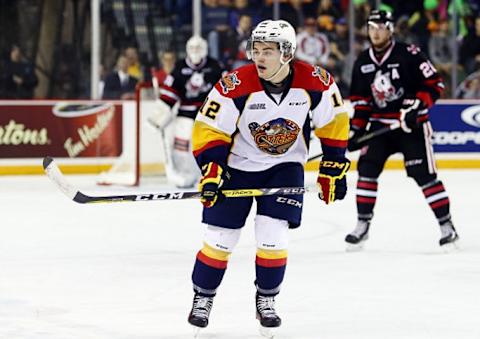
[124,46,143,80]
[296,17,330,66]
[460,16,480,75]
[395,15,419,45]
[456,71,480,99]
[328,17,350,96]
[102,55,138,99]
[279,0,305,29]
[0,44,38,99]
[229,14,253,69]
[202,0,231,61]
[152,50,177,85]
[316,0,342,24]
[408,1,440,55]
[429,19,454,74]
[228,0,260,28]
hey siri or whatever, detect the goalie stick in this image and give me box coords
[307,121,401,162]
[43,156,316,204]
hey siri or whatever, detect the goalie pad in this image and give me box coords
[171,116,201,188]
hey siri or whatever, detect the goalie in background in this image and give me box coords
[346,9,459,250]
[187,20,350,336]
[149,36,224,188]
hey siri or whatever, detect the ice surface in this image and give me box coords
[1,170,479,339]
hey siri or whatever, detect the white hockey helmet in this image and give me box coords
[246,20,296,61]
[186,35,208,64]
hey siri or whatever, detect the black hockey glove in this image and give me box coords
[399,98,423,133]
[347,125,367,152]
[317,156,350,204]
[198,162,229,208]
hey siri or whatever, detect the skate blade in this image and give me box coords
[441,239,460,253]
[192,325,202,338]
[346,241,366,252]
[259,325,277,338]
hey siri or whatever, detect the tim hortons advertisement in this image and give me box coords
[0,102,123,158]
[430,101,480,152]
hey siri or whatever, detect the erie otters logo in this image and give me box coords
[248,118,300,155]
[220,71,241,94]
[312,66,330,86]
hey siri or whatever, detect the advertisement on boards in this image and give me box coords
[0,102,123,158]
[430,101,480,152]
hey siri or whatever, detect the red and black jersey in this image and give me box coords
[160,57,224,117]
[349,40,444,129]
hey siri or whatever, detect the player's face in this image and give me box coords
[368,22,392,49]
[252,42,283,80]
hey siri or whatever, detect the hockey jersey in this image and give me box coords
[192,61,349,171]
[160,57,224,117]
[350,41,444,129]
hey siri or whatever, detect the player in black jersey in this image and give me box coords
[345,9,459,250]
[151,36,224,188]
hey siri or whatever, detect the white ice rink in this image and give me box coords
[1,169,480,339]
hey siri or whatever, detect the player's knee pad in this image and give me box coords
[203,223,242,253]
[255,215,289,250]
[412,174,437,187]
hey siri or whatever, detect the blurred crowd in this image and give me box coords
[1,0,480,99]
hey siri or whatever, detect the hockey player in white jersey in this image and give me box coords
[186,20,350,336]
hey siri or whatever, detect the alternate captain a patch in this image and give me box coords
[248,118,300,155]
[220,72,241,94]
[312,66,330,86]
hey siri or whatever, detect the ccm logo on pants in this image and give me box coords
[276,197,302,208]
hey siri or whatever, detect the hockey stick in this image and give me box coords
[307,121,401,162]
[43,157,316,204]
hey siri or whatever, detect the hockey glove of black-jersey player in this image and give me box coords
[317,156,350,204]
[399,98,423,133]
[198,162,228,208]
[347,124,367,152]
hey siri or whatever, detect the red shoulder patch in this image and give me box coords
[214,64,263,98]
[291,61,333,91]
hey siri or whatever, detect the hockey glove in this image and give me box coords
[399,98,422,133]
[347,125,367,152]
[198,162,227,208]
[317,156,350,204]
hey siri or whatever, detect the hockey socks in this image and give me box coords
[255,248,287,296]
[421,180,451,223]
[355,176,378,217]
[192,243,230,296]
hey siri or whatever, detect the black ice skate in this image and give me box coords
[256,293,281,327]
[188,293,214,329]
[345,220,371,250]
[439,221,459,247]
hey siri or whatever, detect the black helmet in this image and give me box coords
[367,9,394,31]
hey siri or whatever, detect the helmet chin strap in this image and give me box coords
[264,52,292,83]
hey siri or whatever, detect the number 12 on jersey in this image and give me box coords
[199,100,221,119]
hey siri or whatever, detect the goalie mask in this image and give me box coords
[186,35,208,65]
[246,20,296,64]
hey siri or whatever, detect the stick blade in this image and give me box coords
[42,156,79,201]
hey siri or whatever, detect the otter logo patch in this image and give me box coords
[312,66,330,86]
[220,72,241,94]
[248,118,300,155]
